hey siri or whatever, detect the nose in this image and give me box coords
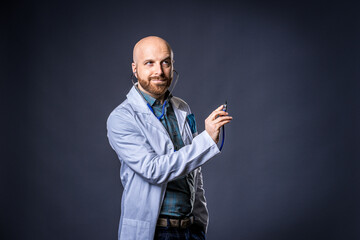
[154,63,164,76]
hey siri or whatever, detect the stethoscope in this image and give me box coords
[130,70,226,151]
[219,102,227,151]
[130,70,179,120]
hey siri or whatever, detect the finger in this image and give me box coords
[207,103,229,120]
[215,105,223,111]
[215,120,232,129]
[210,110,228,120]
[213,116,233,124]
[209,105,226,118]
[214,119,232,129]
[215,116,233,125]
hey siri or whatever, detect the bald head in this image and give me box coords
[133,36,173,64]
[131,36,174,100]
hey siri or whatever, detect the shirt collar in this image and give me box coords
[140,90,171,107]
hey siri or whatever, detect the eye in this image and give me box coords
[162,60,171,67]
[145,61,153,66]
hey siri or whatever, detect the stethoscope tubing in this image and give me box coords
[131,70,179,120]
[130,71,226,151]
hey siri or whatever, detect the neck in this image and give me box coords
[137,85,167,104]
[152,93,166,104]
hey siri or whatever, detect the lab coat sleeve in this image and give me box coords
[107,107,220,185]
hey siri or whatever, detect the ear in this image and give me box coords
[131,62,137,78]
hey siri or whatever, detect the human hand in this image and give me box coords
[205,105,233,144]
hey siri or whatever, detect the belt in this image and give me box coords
[156,216,194,229]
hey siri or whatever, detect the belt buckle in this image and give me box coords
[157,216,193,229]
[180,216,193,229]
[169,218,179,228]
[180,218,187,228]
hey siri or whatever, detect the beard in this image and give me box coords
[137,75,172,97]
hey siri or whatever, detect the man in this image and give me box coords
[107,36,232,240]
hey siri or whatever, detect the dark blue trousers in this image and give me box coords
[154,224,205,240]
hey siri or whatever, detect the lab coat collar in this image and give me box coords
[127,84,188,138]
[126,84,152,114]
[126,85,168,136]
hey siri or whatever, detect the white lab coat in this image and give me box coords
[107,85,220,239]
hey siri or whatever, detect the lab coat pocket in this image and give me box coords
[119,218,150,240]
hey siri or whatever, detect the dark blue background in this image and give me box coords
[2,0,359,239]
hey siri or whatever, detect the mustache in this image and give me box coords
[149,76,171,81]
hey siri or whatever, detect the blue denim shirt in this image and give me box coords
[142,91,195,217]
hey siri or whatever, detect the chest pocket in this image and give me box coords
[186,114,197,135]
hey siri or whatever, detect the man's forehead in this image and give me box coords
[138,45,171,59]
[133,36,173,62]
